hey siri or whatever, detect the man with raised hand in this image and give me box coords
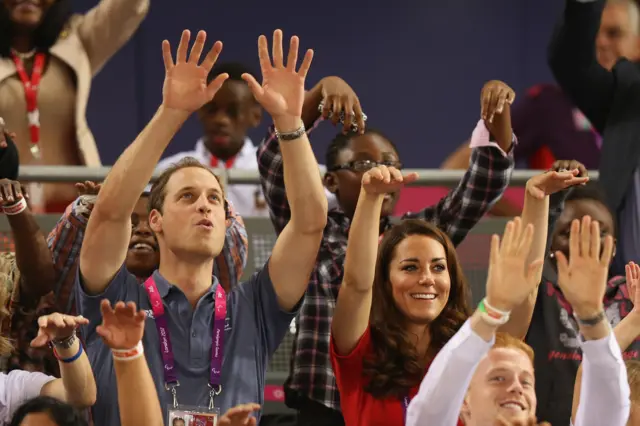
[76,29,327,426]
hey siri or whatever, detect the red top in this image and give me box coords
[330,326,464,426]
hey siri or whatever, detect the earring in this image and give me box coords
[549,252,555,259]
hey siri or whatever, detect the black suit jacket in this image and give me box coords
[549,0,640,216]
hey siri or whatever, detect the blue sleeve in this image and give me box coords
[234,260,301,356]
[74,264,140,343]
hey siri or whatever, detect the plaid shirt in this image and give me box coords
[257,123,516,411]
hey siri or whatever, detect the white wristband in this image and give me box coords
[112,341,144,361]
[3,197,27,215]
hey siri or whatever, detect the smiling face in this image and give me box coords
[3,0,55,29]
[387,234,451,324]
[125,195,159,278]
[462,347,537,426]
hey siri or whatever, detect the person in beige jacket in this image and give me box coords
[0,0,149,212]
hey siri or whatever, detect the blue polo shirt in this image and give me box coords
[76,262,298,426]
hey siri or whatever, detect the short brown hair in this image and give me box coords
[493,332,535,363]
[148,157,224,214]
[626,360,640,403]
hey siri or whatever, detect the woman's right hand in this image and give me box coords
[361,165,418,195]
[525,160,589,200]
[485,217,544,312]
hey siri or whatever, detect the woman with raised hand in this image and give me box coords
[0,0,149,212]
[330,164,472,426]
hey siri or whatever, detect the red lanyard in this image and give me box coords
[210,154,236,169]
[11,52,45,159]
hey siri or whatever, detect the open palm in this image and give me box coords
[162,30,228,112]
[555,216,613,311]
[486,218,543,312]
[96,300,146,350]
[242,29,313,119]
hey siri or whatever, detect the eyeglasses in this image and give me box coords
[328,159,403,173]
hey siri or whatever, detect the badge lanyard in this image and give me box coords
[12,52,45,159]
[12,52,46,212]
[143,276,227,409]
[209,154,236,169]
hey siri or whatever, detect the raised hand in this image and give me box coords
[242,29,313,121]
[161,30,228,113]
[481,80,516,123]
[485,218,544,312]
[30,313,88,348]
[218,403,261,426]
[0,178,27,206]
[75,181,101,197]
[319,76,365,133]
[526,162,589,200]
[626,261,640,313]
[0,117,16,149]
[96,300,146,350]
[555,216,614,317]
[361,165,418,195]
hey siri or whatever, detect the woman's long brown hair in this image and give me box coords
[362,219,472,398]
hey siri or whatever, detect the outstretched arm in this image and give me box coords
[80,30,228,294]
[332,166,417,355]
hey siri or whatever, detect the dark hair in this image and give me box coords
[149,157,224,214]
[9,396,87,426]
[0,0,73,57]
[325,128,399,170]
[362,219,472,398]
[207,62,257,84]
[565,182,616,232]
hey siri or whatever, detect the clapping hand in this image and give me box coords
[0,118,16,149]
[555,216,614,318]
[161,30,228,113]
[526,160,589,200]
[30,313,88,347]
[242,29,313,124]
[485,218,544,312]
[96,300,146,351]
[361,165,418,195]
[218,403,261,426]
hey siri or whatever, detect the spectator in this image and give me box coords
[261,79,517,425]
[156,63,269,217]
[443,0,640,216]
[76,29,326,425]
[0,0,149,212]
[548,0,640,277]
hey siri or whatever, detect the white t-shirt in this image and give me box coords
[0,370,55,424]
